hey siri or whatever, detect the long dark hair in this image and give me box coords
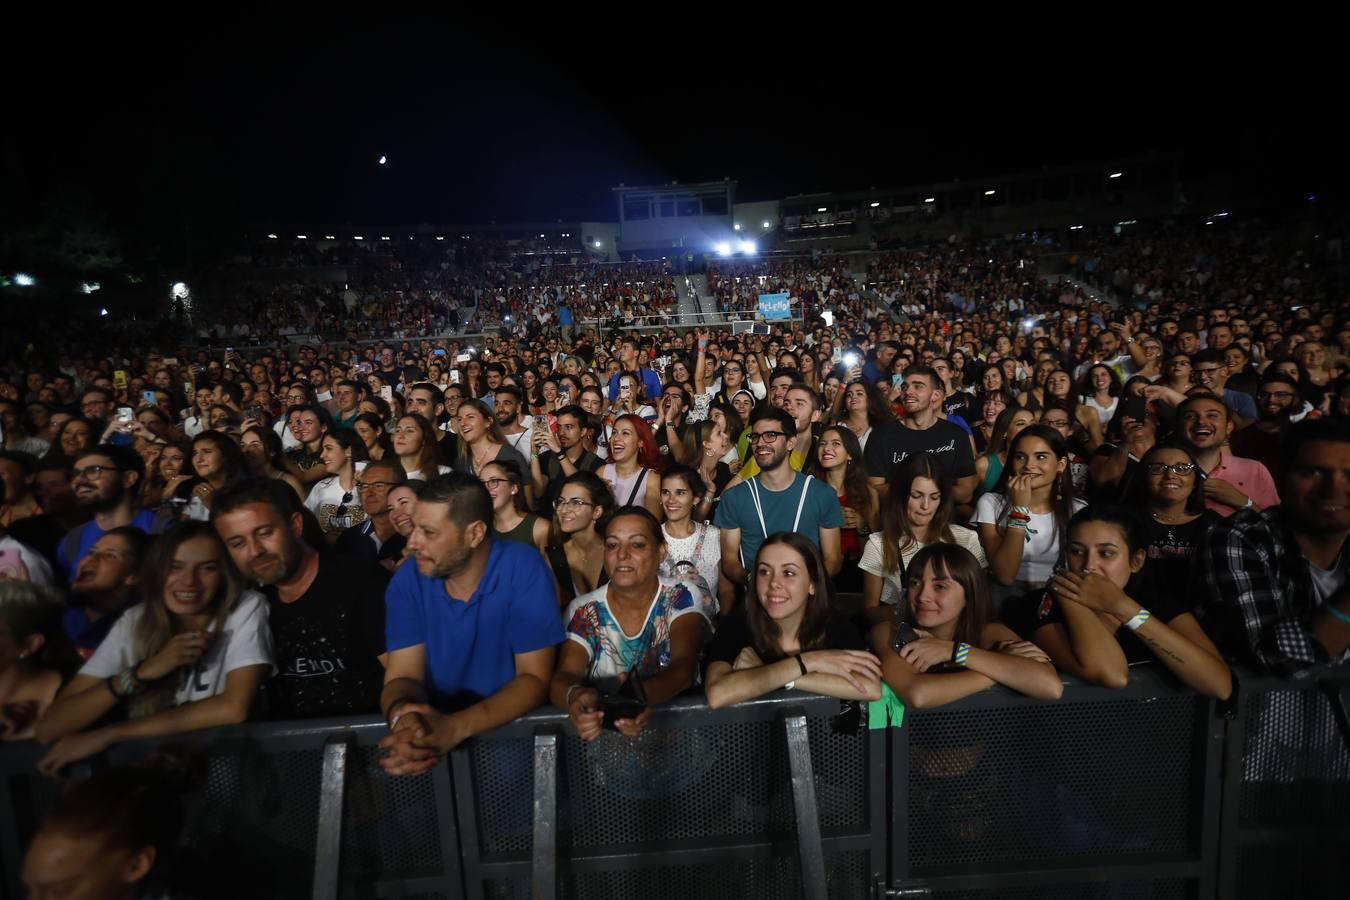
[809,426,873,528]
[991,424,1077,544]
[746,532,835,662]
[879,452,957,578]
[839,378,895,429]
[1125,442,1207,515]
[893,543,992,648]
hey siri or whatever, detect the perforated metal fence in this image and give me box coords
[1,669,1347,900]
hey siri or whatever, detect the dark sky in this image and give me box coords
[4,24,1339,244]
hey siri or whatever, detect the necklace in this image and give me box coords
[1150,510,1187,542]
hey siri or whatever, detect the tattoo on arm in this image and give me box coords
[1140,634,1185,666]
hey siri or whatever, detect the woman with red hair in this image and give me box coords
[601,414,663,516]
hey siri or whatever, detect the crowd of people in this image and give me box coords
[3,222,1350,894]
[185,239,680,346]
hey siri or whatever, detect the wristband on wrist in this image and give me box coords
[794,653,808,677]
[116,668,145,698]
[1325,604,1350,626]
[564,683,585,707]
[952,642,971,667]
[1123,608,1151,631]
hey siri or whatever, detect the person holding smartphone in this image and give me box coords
[550,506,712,741]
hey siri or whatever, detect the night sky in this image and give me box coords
[3,24,1339,250]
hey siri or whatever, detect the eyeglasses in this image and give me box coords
[1043,418,1071,428]
[72,465,121,481]
[356,481,396,493]
[749,431,788,444]
[1145,463,1198,477]
[1256,390,1295,400]
[335,491,353,517]
[554,497,596,510]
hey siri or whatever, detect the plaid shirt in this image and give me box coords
[1193,506,1350,675]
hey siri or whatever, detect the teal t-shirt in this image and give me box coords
[713,472,844,568]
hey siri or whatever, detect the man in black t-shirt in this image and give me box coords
[212,478,388,719]
[863,366,977,503]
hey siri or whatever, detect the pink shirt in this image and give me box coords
[1204,448,1280,517]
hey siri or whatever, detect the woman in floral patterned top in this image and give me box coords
[550,506,714,741]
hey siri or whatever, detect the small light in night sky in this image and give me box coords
[984,190,996,196]
[924,197,936,203]
[99,307,109,316]
[762,221,771,229]
[1109,172,1123,179]
[14,273,35,287]
[378,155,387,165]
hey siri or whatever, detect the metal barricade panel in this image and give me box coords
[1237,687,1350,828]
[904,694,1201,872]
[339,743,447,883]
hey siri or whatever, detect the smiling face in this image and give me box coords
[1010,435,1066,490]
[457,406,487,443]
[1284,439,1350,534]
[754,541,814,624]
[555,482,601,535]
[816,428,850,471]
[1178,398,1229,451]
[660,473,698,522]
[609,419,640,464]
[319,436,349,475]
[162,534,227,618]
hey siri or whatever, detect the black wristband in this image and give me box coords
[794,653,808,677]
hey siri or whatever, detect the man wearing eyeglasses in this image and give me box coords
[715,407,843,586]
[56,445,158,581]
[1189,349,1257,424]
[337,459,410,572]
[64,527,149,658]
[213,478,390,719]
[1231,373,1305,476]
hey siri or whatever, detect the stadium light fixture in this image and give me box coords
[436,236,445,241]
[924,197,936,203]
[378,155,387,165]
[267,233,278,239]
[100,307,109,316]
[816,207,827,212]
[354,235,364,240]
[1109,172,1123,179]
[594,241,602,248]
[733,223,741,231]
[381,236,391,241]
[1070,225,1084,230]
[171,282,190,300]
[870,201,880,208]
[1211,212,1229,218]
[80,281,100,294]
[324,235,336,240]
[739,240,756,254]
[296,234,307,239]
[715,242,732,257]
[762,221,771,229]
[984,190,996,196]
[14,273,35,287]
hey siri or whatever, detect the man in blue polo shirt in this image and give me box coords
[379,472,562,776]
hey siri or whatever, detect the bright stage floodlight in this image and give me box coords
[738,241,756,254]
[715,242,732,257]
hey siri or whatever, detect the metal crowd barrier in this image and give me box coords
[1,668,1347,900]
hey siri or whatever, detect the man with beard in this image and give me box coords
[863,365,978,504]
[1176,394,1279,518]
[1231,373,1304,475]
[715,407,843,584]
[57,445,157,579]
[530,404,603,513]
[493,385,534,468]
[212,478,389,719]
[1195,418,1350,673]
[63,527,148,659]
[378,473,561,777]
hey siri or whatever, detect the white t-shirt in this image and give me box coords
[858,525,986,607]
[502,428,535,467]
[746,378,768,400]
[660,522,722,599]
[1081,395,1119,428]
[273,417,301,451]
[305,474,368,534]
[81,590,274,706]
[972,494,1087,585]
